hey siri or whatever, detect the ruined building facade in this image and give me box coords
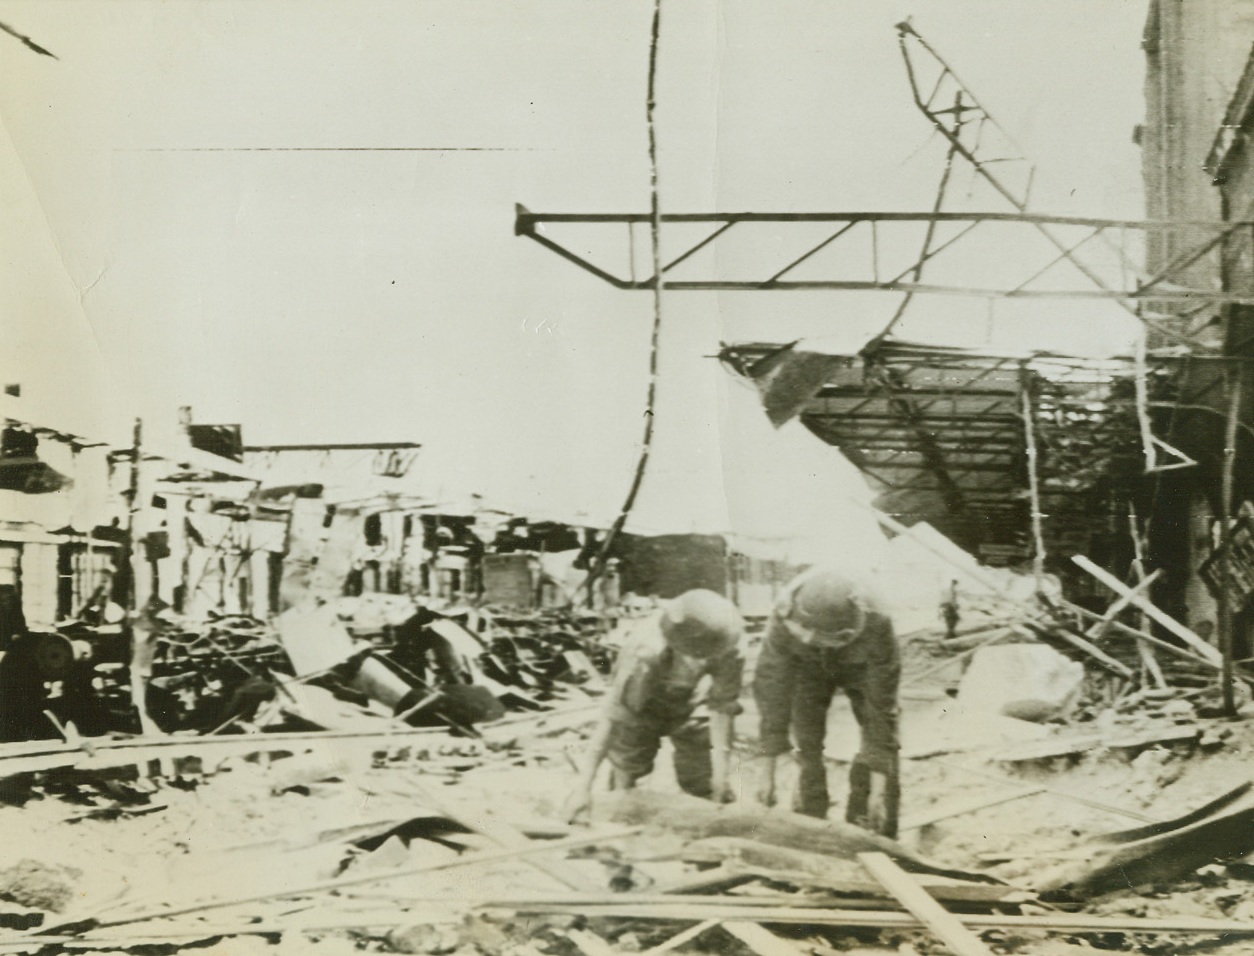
[1141,0,1254,640]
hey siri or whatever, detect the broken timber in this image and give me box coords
[1036,783,1254,899]
[677,838,1024,904]
[594,790,1002,884]
[495,901,1254,937]
[1072,555,1223,666]
[858,852,995,956]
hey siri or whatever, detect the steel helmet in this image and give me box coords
[660,589,742,658]
[782,567,867,646]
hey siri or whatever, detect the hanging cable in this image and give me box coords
[581,0,665,602]
[872,92,964,344]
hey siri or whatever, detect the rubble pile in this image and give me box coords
[146,612,294,734]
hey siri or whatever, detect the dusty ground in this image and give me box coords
[1,637,1253,956]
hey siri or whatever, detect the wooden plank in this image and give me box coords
[675,839,1021,904]
[642,919,720,955]
[857,853,995,956]
[498,902,1254,936]
[596,789,998,884]
[1044,625,1134,678]
[1084,570,1161,641]
[899,786,1044,832]
[1071,555,1223,665]
[1055,599,1214,669]
[567,929,620,956]
[17,905,1254,949]
[723,921,806,956]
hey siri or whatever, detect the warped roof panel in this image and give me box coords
[719,337,1183,565]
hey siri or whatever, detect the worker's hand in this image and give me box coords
[562,786,593,825]
[752,755,778,807]
[865,771,890,836]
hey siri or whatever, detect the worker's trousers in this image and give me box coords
[607,714,713,798]
[791,666,900,837]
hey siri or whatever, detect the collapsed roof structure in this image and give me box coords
[717,338,1166,565]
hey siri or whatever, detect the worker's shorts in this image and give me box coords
[606,715,712,798]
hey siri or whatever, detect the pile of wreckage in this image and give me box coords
[0,592,621,751]
[3,722,1254,956]
[5,542,1254,955]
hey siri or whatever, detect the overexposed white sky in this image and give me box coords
[0,0,1149,545]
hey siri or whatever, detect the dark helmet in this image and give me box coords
[660,589,742,658]
[782,567,867,646]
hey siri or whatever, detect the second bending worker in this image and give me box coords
[753,565,901,836]
[564,589,745,821]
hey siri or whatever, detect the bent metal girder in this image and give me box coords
[515,205,1254,305]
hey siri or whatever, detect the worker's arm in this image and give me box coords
[563,635,655,822]
[859,617,902,833]
[704,643,745,802]
[708,710,734,802]
[562,711,615,823]
[751,617,797,805]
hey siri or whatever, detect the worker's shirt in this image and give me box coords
[607,615,745,728]
[753,607,900,772]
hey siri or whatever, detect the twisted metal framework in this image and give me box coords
[719,341,1223,563]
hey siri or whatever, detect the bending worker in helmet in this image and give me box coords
[564,589,745,821]
[753,566,901,836]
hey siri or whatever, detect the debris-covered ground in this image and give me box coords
[3,588,1254,956]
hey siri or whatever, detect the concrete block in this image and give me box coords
[956,642,1084,722]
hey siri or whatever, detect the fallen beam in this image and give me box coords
[1025,622,1133,679]
[642,919,720,955]
[678,838,1024,904]
[14,898,1254,951]
[1054,599,1216,669]
[1084,570,1161,641]
[858,853,995,956]
[498,902,1254,936]
[594,790,1001,885]
[723,920,806,956]
[1071,556,1223,666]
[1036,791,1254,899]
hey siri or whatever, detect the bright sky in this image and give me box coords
[0,0,1149,549]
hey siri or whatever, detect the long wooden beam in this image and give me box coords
[1071,555,1223,666]
[859,853,995,956]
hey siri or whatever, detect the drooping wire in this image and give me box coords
[580,0,665,603]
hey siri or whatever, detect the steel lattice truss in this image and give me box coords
[718,340,1218,564]
[515,207,1254,307]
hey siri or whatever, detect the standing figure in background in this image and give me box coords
[940,578,961,640]
[564,589,745,821]
[753,566,901,837]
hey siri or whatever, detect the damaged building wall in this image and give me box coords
[1141,0,1254,318]
[0,426,123,632]
[1140,0,1254,632]
[1203,55,1254,654]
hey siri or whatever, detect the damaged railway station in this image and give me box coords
[13,4,1254,956]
